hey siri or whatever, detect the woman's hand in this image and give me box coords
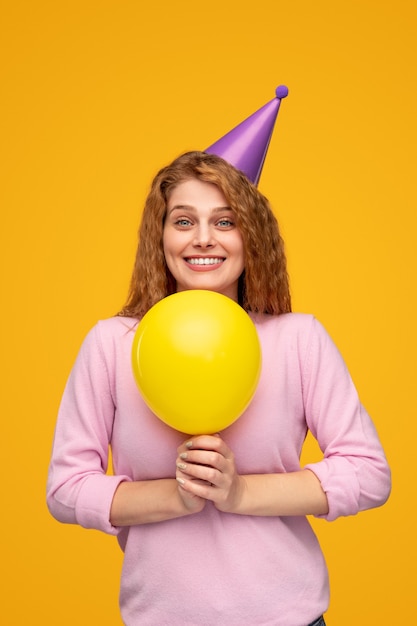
[176,436,329,518]
[176,435,246,513]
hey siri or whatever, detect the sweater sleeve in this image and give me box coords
[302,318,391,521]
[46,324,131,535]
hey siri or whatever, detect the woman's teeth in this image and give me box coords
[187,258,224,265]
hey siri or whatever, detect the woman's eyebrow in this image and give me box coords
[167,205,233,214]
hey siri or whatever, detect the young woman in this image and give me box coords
[47,151,391,626]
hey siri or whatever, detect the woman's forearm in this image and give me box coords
[228,469,329,517]
[109,478,204,527]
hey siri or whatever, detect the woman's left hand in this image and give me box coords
[176,435,245,513]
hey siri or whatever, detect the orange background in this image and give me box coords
[1,1,415,623]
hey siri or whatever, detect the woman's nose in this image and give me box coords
[193,224,214,248]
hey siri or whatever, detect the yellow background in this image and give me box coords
[1,0,415,623]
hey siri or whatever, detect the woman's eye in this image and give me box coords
[175,218,192,227]
[217,219,234,227]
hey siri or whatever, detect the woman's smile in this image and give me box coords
[185,256,225,268]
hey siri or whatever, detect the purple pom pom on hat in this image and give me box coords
[205,85,288,186]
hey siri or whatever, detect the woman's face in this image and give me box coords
[163,178,245,302]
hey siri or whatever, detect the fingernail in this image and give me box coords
[177,462,187,470]
[186,441,193,449]
[180,452,188,460]
[176,477,185,485]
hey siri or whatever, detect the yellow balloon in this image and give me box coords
[131,290,261,434]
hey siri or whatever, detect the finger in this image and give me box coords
[176,460,221,486]
[177,449,226,473]
[183,435,227,454]
[176,475,216,499]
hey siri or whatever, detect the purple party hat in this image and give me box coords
[205,85,289,186]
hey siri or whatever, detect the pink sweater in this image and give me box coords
[47,313,391,625]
